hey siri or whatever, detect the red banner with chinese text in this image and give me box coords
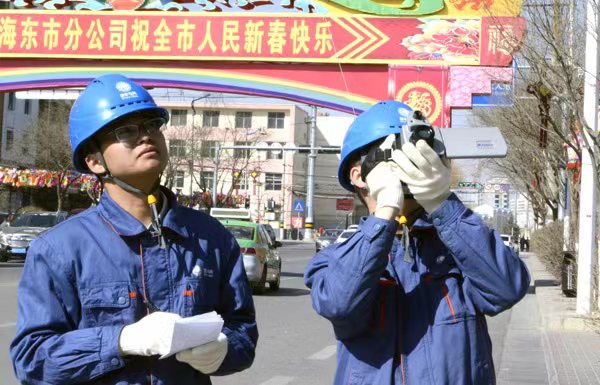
[388,65,450,127]
[0,11,523,66]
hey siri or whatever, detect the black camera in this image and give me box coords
[361,110,507,183]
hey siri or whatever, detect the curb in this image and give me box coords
[541,315,591,331]
[0,262,24,268]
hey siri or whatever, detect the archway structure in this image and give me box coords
[0,0,525,125]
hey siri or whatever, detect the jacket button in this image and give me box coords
[117,297,126,305]
[433,218,441,226]
[111,358,120,366]
[374,224,380,231]
[436,255,446,264]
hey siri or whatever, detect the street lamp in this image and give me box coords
[189,93,211,199]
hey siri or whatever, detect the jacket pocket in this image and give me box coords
[347,370,364,385]
[81,283,139,327]
[424,267,469,324]
[184,277,219,316]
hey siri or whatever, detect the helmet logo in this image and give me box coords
[398,107,409,120]
[115,81,132,92]
[115,81,138,100]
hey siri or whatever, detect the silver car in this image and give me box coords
[315,228,343,251]
[0,211,67,262]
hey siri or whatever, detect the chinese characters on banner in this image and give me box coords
[0,11,523,65]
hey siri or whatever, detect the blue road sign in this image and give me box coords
[292,200,305,213]
[472,82,513,107]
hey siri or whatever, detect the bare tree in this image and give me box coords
[476,0,589,226]
[18,100,81,211]
[163,98,267,209]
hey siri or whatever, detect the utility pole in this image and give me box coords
[211,143,220,208]
[189,94,210,199]
[576,0,598,315]
[304,105,317,241]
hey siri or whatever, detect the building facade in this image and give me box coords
[1,92,38,165]
[159,101,310,232]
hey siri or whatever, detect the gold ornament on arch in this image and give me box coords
[395,81,443,124]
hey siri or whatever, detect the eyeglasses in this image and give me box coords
[101,117,167,144]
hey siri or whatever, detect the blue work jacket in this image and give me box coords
[10,188,257,385]
[304,194,530,385]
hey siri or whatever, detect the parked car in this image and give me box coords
[315,228,343,252]
[0,212,9,225]
[500,234,519,256]
[335,228,358,244]
[0,211,68,262]
[219,219,282,294]
[263,223,278,244]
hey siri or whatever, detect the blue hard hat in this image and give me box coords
[338,100,413,192]
[69,74,169,173]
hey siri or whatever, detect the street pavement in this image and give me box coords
[0,244,598,384]
[497,252,600,385]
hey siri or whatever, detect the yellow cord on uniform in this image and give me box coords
[147,194,165,249]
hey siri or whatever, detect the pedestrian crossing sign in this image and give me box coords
[292,200,305,213]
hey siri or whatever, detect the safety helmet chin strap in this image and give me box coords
[89,140,166,248]
[89,140,160,197]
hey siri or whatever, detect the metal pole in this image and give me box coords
[190,94,210,199]
[304,105,317,240]
[280,154,286,240]
[576,0,599,315]
[211,143,220,208]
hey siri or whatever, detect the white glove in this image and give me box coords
[391,140,451,213]
[176,332,228,374]
[119,312,182,356]
[365,135,404,211]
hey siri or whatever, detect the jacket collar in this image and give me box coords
[409,216,436,234]
[97,187,189,238]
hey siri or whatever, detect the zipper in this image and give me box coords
[139,242,157,385]
[138,243,159,313]
[388,252,406,385]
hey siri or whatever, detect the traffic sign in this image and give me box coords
[291,217,304,229]
[336,198,354,211]
[292,200,305,213]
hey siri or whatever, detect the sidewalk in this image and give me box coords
[496,252,600,385]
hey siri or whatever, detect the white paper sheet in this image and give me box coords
[160,311,224,359]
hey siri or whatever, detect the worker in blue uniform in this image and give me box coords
[305,100,530,385]
[10,74,257,385]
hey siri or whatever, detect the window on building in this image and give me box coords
[235,111,252,128]
[202,110,220,127]
[267,112,285,129]
[171,109,187,126]
[234,141,251,158]
[265,173,282,191]
[24,99,31,115]
[5,128,14,151]
[201,171,214,191]
[266,142,283,160]
[169,139,187,157]
[175,170,185,188]
[200,140,218,158]
[233,172,248,190]
[7,92,15,111]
